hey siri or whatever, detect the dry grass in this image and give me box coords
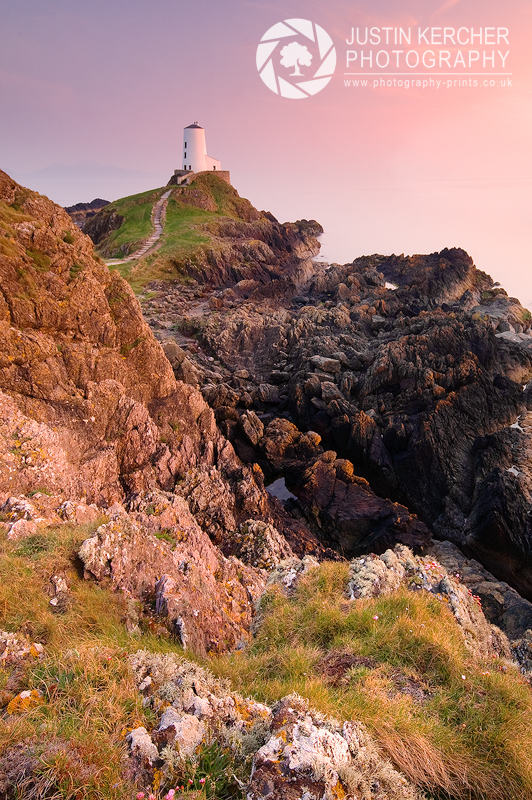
[0,522,179,799]
[209,561,532,800]
[3,527,532,800]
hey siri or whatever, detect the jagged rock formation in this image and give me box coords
[180,213,322,289]
[82,205,124,247]
[78,498,266,656]
[71,167,532,625]
[259,418,431,556]
[165,248,532,600]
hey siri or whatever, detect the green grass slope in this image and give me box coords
[95,186,167,258]
[95,174,261,293]
[211,561,532,800]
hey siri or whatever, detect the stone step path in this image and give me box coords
[108,190,172,264]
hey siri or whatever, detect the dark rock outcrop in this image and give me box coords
[168,248,532,598]
[260,419,430,557]
[82,206,124,246]
[64,198,109,229]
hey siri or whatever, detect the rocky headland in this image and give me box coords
[2,168,532,800]
[65,198,110,229]
[130,192,532,606]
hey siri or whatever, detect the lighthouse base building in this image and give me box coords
[168,122,231,187]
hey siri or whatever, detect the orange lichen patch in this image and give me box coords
[332,779,348,799]
[6,688,45,714]
[233,697,271,728]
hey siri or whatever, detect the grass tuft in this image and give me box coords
[210,561,532,800]
[0,522,181,798]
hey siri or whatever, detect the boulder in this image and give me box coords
[240,410,264,446]
[78,507,266,656]
[309,355,341,374]
[126,727,159,766]
[258,384,280,404]
[248,695,420,800]
[7,518,37,540]
[232,520,294,570]
[154,709,205,756]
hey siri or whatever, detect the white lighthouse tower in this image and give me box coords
[183,122,221,173]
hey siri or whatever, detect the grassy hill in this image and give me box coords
[87,174,262,293]
[96,186,166,256]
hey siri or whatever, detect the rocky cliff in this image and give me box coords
[4,169,532,800]
[0,168,333,656]
[13,162,532,644]
[64,198,109,229]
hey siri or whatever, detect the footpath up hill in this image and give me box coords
[84,172,323,292]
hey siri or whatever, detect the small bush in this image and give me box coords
[69,262,84,279]
[160,739,245,800]
[15,534,51,558]
[120,336,144,356]
[154,529,176,547]
[26,248,51,272]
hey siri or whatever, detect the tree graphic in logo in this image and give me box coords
[280,41,313,77]
[256,18,336,99]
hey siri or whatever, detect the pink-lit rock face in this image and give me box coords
[78,498,267,656]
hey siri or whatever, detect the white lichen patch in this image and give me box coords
[347,545,511,661]
[127,653,421,799]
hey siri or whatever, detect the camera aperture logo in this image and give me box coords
[256,19,337,99]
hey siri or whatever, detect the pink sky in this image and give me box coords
[1,0,531,305]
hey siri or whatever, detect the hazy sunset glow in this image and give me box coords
[1,0,531,303]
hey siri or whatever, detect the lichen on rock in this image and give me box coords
[348,545,511,660]
[79,511,267,656]
[126,652,421,800]
[232,519,294,570]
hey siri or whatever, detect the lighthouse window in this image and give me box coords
[184,142,187,148]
